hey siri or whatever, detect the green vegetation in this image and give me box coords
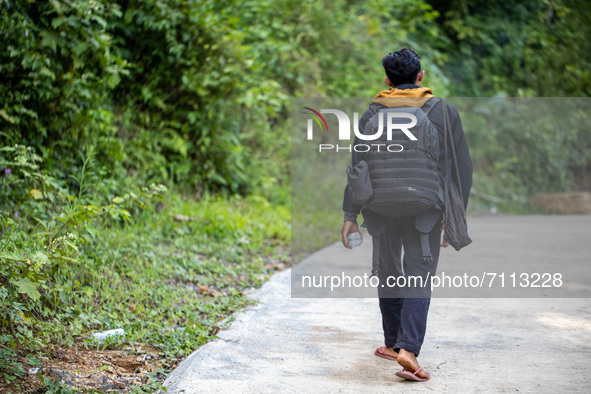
[1,0,589,391]
[457,98,591,211]
[429,0,591,97]
[0,145,289,392]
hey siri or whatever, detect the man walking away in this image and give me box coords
[341,48,472,381]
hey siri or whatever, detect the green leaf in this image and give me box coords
[26,354,41,366]
[64,241,78,252]
[32,251,49,266]
[54,255,79,264]
[107,73,121,89]
[40,31,59,51]
[29,188,44,200]
[48,0,63,13]
[39,67,56,81]
[91,15,107,29]
[112,196,124,204]
[11,278,41,301]
[51,17,68,29]
[0,109,16,124]
[123,8,134,24]
[86,226,97,239]
[72,42,90,56]
[0,334,14,343]
[0,251,26,262]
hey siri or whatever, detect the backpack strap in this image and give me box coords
[416,208,442,261]
[422,97,441,116]
[420,232,432,262]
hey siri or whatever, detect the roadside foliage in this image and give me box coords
[1,0,589,391]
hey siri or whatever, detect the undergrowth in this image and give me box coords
[0,145,290,393]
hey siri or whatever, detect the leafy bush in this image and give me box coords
[451,98,591,211]
[1,0,448,194]
[0,0,126,173]
[0,145,167,387]
[429,0,591,97]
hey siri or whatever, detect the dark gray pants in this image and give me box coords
[376,215,442,356]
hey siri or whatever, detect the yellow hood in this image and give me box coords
[372,87,435,107]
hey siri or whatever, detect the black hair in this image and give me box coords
[381,48,421,86]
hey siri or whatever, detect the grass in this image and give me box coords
[0,188,290,393]
[291,152,347,260]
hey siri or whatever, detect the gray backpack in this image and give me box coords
[348,98,442,217]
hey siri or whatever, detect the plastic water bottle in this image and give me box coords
[92,328,125,344]
[347,232,363,248]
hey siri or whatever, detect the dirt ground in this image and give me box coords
[2,342,173,393]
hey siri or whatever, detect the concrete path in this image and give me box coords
[164,215,591,393]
